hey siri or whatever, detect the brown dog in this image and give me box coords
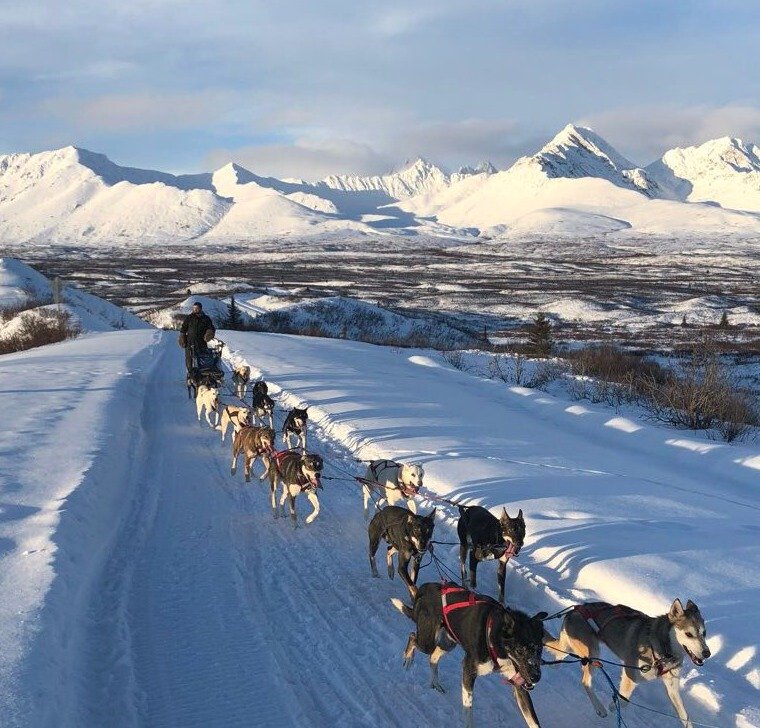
[230,426,275,482]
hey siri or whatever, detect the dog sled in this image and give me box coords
[189,339,225,386]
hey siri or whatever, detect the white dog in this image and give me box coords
[216,404,251,443]
[232,365,251,400]
[362,459,425,519]
[196,384,220,428]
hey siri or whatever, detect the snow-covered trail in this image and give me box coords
[116,340,579,727]
[3,330,757,727]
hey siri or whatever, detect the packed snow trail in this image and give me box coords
[2,330,757,726]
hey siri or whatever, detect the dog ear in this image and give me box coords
[685,599,697,612]
[669,598,685,620]
[517,508,523,519]
[501,507,510,522]
[501,610,516,634]
[427,507,437,520]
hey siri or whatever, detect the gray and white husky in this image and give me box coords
[544,598,711,728]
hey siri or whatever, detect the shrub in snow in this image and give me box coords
[0,309,80,355]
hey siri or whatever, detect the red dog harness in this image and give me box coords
[440,583,523,684]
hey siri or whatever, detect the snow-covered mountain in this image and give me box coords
[319,158,453,199]
[1,126,759,245]
[646,136,760,212]
[399,125,760,238]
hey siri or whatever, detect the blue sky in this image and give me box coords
[1,0,759,178]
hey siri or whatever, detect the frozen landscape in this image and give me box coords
[0,311,758,727]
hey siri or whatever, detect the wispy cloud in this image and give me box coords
[581,104,760,164]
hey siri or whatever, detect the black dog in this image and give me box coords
[252,391,275,428]
[392,582,546,728]
[282,406,308,450]
[252,380,268,399]
[186,370,215,399]
[458,505,525,603]
[368,505,436,598]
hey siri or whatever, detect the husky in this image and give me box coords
[282,407,308,450]
[195,384,219,428]
[252,391,275,428]
[544,598,711,727]
[392,582,546,728]
[368,505,436,599]
[231,426,275,482]
[217,404,251,443]
[457,505,525,604]
[362,459,424,519]
[232,365,251,399]
[269,451,324,527]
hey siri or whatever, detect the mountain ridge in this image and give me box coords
[1,125,759,244]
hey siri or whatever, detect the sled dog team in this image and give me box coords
[189,363,710,728]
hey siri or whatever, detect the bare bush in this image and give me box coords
[0,309,81,355]
[488,354,527,385]
[441,350,467,370]
[527,360,567,390]
[641,357,758,440]
[565,342,757,441]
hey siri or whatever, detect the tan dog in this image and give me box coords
[232,365,251,399]
[230,426,275,482]
[195,384,219,428]
[217,404,251,443]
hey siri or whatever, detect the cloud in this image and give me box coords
[35,60,138,82]
[580,104,760,164]
[205,137,391,180]
[40,89,242,132]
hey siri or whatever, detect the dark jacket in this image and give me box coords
[179,311,215,349]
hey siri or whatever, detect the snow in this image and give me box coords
[647,137,760,212]
[4,126,759,244]
[0,258,52,307]
[0,258,150,334]
[0,328,758,726]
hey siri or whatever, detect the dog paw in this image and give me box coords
[402,656,414,670]
[430,681,446,694]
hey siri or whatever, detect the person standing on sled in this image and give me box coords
[178,301,216,372]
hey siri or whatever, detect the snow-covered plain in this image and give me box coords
[2,326,757,727]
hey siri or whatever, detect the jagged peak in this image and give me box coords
[536,123,636,172]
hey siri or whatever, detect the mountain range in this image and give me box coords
[1,124,759,245]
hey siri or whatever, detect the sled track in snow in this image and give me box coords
[74,337,704,727]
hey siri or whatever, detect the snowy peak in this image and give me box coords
[319,157,450,198]
[528,124,658,194]
[646,136,760,211]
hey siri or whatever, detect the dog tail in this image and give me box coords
[391,598,414,620]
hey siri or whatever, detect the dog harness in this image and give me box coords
[574,604,678,676]
[440,583,523,684]
[369,460,419,498]
[272,450,321,491]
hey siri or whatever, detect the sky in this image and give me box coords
[1,0,759,179]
